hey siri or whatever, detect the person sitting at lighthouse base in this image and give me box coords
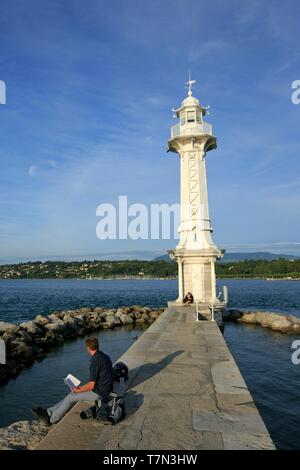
[31,337,114,425]
[183,292,194,305]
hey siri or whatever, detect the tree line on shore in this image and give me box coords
[216,258,300,279]
[0,258,300,279]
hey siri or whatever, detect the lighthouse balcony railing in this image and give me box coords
[170,122,212,139]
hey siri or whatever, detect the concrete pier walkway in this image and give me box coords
[36,306,275,450]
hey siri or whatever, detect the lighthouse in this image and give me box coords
[168,77,227,311]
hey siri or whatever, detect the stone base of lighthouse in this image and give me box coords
[172,248,225,310]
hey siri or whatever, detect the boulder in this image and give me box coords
[115,308,125,318]
[113,317,122,326]
[93,307,104,314]
[141,307,151,314]
[100,322,113,329]
[102,309,116,317]
[239,313,258,324]
[271,319,293,332]
[149,310,159,320]
[77,328,87,336]
[105,315,116,327]
[63,316,79,330]
[32,337,50,349]
[45,331,58,346]
[89,313,102,323]
[260,313,283,327]
[61,310,77,318]
[45,319,66,334]
[33,315,49,327]
[0,420,49,450]
[0,322,19,335]
[55,334,64,343]
[53,311,64,319]
[120,314,133,325]
[229,309,244,321]
[47,313,60,322]
[20,321,44,336]
[6,339,21,352]
[141,312,150,323]
[130,305,144,312]
[78,307,93,315]
[121,306,131,314]
[9,342,34,363]
[2,332,17,344]
[89,321,101,330]
[253,311,269,324]
[17,330,33,344]
[288,315,300,325]
[74,315,85,327]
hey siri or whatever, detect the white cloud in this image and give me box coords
[28,165,39,177]
[28,160,59,179]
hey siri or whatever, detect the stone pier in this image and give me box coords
[36,306,275,450]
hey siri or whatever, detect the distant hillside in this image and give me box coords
[154,252,300,263]
[0,251,164,265]
[1,257,300,280]
[221,252,300,262]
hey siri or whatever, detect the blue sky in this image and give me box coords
[0,0,300,262]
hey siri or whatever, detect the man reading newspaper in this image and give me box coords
[32,337,114,424]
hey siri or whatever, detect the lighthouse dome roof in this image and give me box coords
[181,95,200,107]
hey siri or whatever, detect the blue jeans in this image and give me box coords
[47,391,99,424]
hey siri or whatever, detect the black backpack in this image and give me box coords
[80,393,125,425]
[95,394,125,425]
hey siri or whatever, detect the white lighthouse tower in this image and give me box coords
[168,77,227,311]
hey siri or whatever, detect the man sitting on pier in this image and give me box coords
[32,337,114,425]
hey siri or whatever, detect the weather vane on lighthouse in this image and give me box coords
[185,70,196,97]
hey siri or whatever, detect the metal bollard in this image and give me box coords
[0,339,6,365]
[223,285,228,304]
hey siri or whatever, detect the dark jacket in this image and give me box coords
[89,350,114,401]
[183,293,194,303]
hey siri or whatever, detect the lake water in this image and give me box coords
[0,278,300,449]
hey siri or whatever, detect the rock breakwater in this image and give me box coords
[223,309,300,334]
[0,420,48,450]
[0,305,163,384]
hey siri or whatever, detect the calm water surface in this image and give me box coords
[0,278,300,449]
